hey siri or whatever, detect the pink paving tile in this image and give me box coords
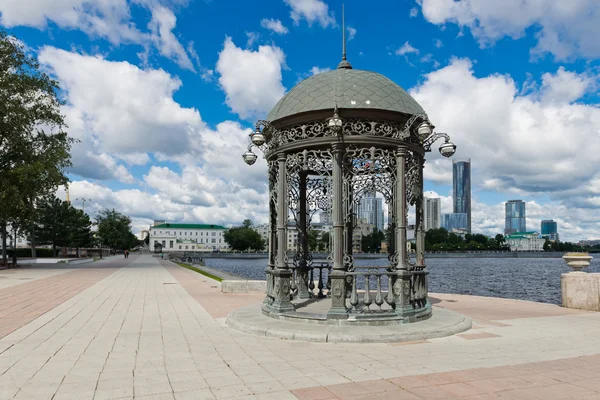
[571,377,600,392]
[387,375,431,389]
[0,257,128,339]
[355,379,397,393]
[405,384,461,399]
[465,376,533,393]
[324,382,370,398]
[374,389,421,400]
[430,292,590,322]
[438,382,486,397]
[162,261,265,318]
[457,332,502,340]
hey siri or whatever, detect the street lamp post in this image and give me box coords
[76,197,91,213]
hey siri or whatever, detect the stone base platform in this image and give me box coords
[226,303,471,343]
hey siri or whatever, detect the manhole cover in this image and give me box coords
[163,282,177,285]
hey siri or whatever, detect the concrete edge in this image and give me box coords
[221,280,267,293]
[226,304,472,344]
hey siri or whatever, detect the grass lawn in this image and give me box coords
[175,262,223,282]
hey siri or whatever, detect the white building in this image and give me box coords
[148,223,229,253]
[424,197,441,231]
[137,229,149,241]
[505,231,545,252]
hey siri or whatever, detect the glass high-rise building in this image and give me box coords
[424,197,441,231]
[505,200,526,234]
[541,219,559,241]
[354,191,384,232]
[452,159,471,233]
[441,213,468,233]
[541,220,557,235]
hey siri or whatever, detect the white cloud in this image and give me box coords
[148,6,194,71]
[434,38,443,48]
[284,0,335,28]
[410,58,600,240]
[0,0,143,44]
[409,7,419,18]
[38,47,204,181]
[419,0,600,60]
[540,67,595,104]
[309,66,331,75]
[396,41,419,56]
[0,0,199,70]
[216,37,286,119]
[261,18,289,34]
[347,26,356,41]
[245,31,260,48]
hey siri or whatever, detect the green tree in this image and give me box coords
[223,220,264,251]
[31,197,71,256]
[0,31,74,261]
[29,196,91,256]
[318,231,330,252]
[68,208,92,254]
[96,209,138,251]
[307,230,320,251]
[361,229,385,253]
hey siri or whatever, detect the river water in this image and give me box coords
[204,257,600,305]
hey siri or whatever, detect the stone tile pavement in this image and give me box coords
[0,254,599,400]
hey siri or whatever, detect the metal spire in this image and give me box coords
[337,3,352,69]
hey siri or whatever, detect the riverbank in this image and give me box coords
[200,251,567,259]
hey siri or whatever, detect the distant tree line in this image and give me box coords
[224,219,265,251]
[424,228,509,251]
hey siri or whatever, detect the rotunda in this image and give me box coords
[242,32,456,325]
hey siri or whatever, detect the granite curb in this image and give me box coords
[226,303,472,343]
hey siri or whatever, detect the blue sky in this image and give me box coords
[2,0,599,241]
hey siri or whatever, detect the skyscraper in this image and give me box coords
[541,219,559,241]
[505,200,526,234]
[354,192,384,232]
[424,197,441,231]
[453,159,471,233]
[441,213,468,233]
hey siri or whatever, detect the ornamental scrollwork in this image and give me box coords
[405,151,422,206]
[269,118,416,149]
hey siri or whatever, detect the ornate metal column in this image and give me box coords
[297,171,311,299]
[395,147,407,270]
[328,142,347,318]
[270,153,295,313]
[415,154,426,266]
[264,178,276,306]
[393,147,412,313]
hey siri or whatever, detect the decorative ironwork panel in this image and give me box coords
[267,118,419,149]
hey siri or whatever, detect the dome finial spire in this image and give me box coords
[337,3,352,69]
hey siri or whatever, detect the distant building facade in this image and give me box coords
[254,222,332,253]
[541,220,559,241]
[424,197,441,231]
[149,223,229,253]
[453,159,471,233]
[354,191,384,232]
[505,200,526,234]
[352,218,375,252]
[441,213,468,234]
[505,231,544,252]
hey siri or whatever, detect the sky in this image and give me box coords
[1,0,599,242]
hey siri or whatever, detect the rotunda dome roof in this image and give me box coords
[267,68,425,122]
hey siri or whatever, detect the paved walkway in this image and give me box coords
[0,255,599,400]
